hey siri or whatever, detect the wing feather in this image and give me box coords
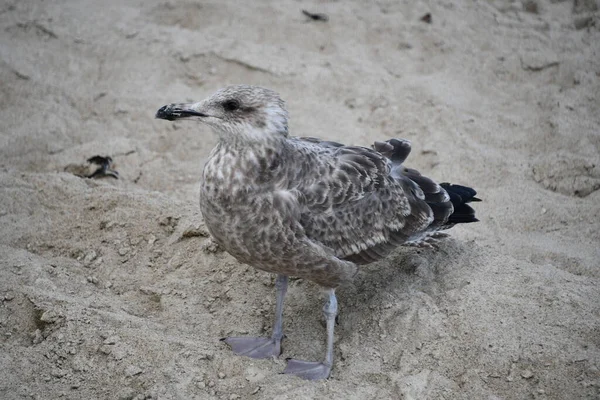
[285,137,439,263]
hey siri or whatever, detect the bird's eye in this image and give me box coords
[222,99,240,111]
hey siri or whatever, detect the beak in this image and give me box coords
[155,103,208,121]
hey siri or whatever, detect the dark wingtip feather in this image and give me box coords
[440,183,480,226]
[440,183,479,202]
[446,204,478,224]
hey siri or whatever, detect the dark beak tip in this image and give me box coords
[155,104,206,121]
[155,105,173,120]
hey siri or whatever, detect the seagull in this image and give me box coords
[156,85,479,380]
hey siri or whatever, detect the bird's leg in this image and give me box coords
[283,288,338,380]
[272,274,287,342]
[222,274,288,359]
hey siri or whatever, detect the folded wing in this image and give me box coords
[288,137,458,264]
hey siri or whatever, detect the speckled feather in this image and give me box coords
[161,85,476,287]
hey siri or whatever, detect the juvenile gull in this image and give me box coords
[156,85,479,380]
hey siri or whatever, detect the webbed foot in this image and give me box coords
[283,358,332,380]
[222,337,281,359]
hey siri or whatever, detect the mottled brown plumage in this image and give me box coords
[156,85,479,380]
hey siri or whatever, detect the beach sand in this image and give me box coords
[1,1,599,398]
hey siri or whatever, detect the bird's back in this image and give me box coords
[285,137,479,265]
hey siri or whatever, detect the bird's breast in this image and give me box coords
[199,187,301,267]
[199,145,301,265]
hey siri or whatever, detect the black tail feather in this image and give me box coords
[440,183,480,225]
[375,136,480,230]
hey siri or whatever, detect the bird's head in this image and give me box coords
[156,85,289,143]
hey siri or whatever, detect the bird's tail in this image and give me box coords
[439,183,480,227]
[374,139,480,231]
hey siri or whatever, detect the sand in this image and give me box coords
[1,0,599,399]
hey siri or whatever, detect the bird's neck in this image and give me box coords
[217,122,288,149]
[202,137,286,194]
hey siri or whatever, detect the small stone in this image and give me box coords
[522,0,539,14]
[117,388,136,400]
[125,365,143,377]
[103,220,116,229]
[40,310,60,323]
[521,370,534,379]
[103,336,119,345]
[140,286,159,295]
[202,240,220,253]
[3,292,14,301]
[86,276,98,284]
[573,0,598,14]
[99,345,112,355]
[574,16,593,30]
[181,223,209,238]
[84,250,97,264]
[51,368,67,378]
[112,347,127,361]
[372,96,389,110]
[344,98,358,109]
[208,381,215,388]
[118,247,131,256]
[520,52,559,72]
[420,13,432,23]
[114,105,128,114]
[251,387,260,395]
[32,329,44,344]
[218,372,226,379]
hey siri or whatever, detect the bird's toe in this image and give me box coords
[222,336,281,359]
[283,358,332,380]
